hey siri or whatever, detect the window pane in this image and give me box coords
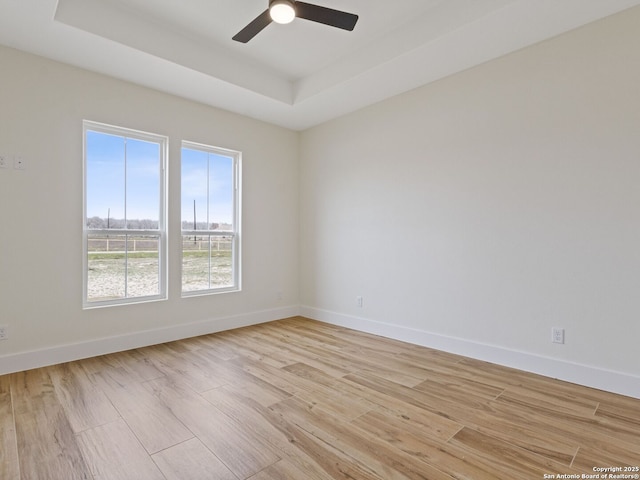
[209,154,234,230]
[86,131,125,228]
[182,235,210,292]
[87,234,160,301]
[126,235,160,297]
[126,139,160,229]
[181,235,234,292]
[210,235,234,288]
[181,148,209,231]
[87,234,126,301]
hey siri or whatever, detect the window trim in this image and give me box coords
[83,120,168,308]
[181,140,241,297]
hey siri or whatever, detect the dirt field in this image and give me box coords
[87,250,232,301]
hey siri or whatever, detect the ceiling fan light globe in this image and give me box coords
[270,1,296,24]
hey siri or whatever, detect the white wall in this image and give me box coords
[300,8,640,397]
[0,45,299,372]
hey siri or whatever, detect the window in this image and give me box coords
[83,121,167,307]
[181,141,240,295]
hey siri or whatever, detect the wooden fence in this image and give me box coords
[88,235,232,252]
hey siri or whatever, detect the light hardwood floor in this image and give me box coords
[1,317,639,479]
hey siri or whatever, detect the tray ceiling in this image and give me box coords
[1,0,639,129]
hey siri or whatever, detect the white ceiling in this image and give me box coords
[1,0,639,130]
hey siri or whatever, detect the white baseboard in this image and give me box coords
[301,306,640,400]
[0,305,300,376]
[4,304,638,400]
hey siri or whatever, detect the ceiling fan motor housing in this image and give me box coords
[270,0,296,23]
[269,0,297,24]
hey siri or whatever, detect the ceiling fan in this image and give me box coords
[233,0,359,43]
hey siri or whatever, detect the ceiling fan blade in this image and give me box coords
[295,2,359,31]
[232,9,272,43]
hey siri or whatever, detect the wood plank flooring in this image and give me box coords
[1,316,639,479]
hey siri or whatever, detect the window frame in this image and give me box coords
[181,140,241,297]
[82,120,168,308]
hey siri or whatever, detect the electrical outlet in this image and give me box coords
[0,155,8,169]
[0,326,8,340]
[552,327,565,344]
[356,296,363,308]
[14,156,26,170]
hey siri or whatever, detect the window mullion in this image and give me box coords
[124,137,128,227]
[123,139,129,298]
[181,230,234,237]
[206,153,210,228]
[208,236,212,289]
[124,233,129,298]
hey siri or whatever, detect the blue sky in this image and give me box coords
[86,131,159,222]
[181,147,234,227]
[86,130,233,226]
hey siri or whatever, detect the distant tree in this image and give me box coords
[125,218,159,229]
[87,216,106,228]
[109,218,125,228]
[87,217,159,229]
[138,219,159,229]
